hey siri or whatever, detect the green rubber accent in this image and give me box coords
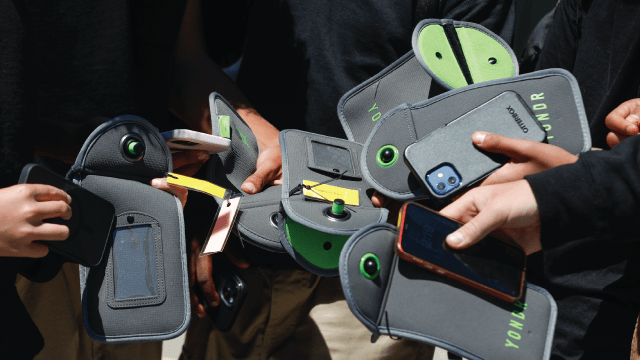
[128,141,140,155]
[218,115,230,138]
[332,200,344,214]
[285,216,349,270]
[360,253,380,280]
[456,27,515,84]
[418,25,468,88]
[376,145,399,168]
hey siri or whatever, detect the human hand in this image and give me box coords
[240,143,283,194]
[605,98,640,147]
[172,150,210,177]
[189,234,249,318]
[151,178,189,208]
[0,184,72,258]
[475,132,578,186]
[440,180,542,255]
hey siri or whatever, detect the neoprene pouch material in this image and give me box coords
[404,91,546,200]
[338,19,518,145]
[279,130,388,276]
[206,93,284,252]
[67,116,190,343]
[362,69,591,200]
[340,223,557,360]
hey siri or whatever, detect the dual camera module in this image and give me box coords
[426,164,461,195]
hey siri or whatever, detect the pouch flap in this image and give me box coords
[362,69,591,200]
[340,223,557,360]
[279,130,388,276]
[412,19,518,90]
[206,93,284,252]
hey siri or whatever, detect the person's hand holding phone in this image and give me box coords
[0,184,72,258]
[440,180,542,255]
[605,98,640,147]
[475,132,578,186]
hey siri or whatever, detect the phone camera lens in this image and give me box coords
[222,283,239,305]
[448,176,457,185]
[436,182,446,191]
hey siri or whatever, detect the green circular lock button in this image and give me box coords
[331,199,345,215]
[376,145,399,167]
[360,253,380,280]
[127,141,143,156]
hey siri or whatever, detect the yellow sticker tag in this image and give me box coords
[301,180,359,206]
[167,173,228,199]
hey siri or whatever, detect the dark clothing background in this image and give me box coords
[0,1,186,358]
[528,1,640,358]
[234,0,516,139]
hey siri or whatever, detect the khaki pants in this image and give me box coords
[180,267,435,360]
[16,262,162,360]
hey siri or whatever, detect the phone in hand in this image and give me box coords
[18,164,115,266]
[161,129,231,154]
[404,91,546,200]
[196,255,247,331]
[395,202,526,302]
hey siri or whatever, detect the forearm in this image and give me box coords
[526,135,640,248]
[171,0,279,149]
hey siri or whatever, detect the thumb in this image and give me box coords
[472,131,533,161]
[241,164,275,194]
[446,208,504,250]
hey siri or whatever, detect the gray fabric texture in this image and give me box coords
[405,91,546,200]
[207,93,284,252]
[72,116,190,343]
[280,130,388,234]
[362,69,591,200]
[338,52,432,144]
[339,223,557,360]
[411,19,519,90]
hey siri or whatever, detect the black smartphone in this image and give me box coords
[404,91,546,200]
[396,202,526,302]
[18,164,115,266]
[197,256,247,331]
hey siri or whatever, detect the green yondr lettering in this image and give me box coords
[505,339,519,349]
[236,127,250,149]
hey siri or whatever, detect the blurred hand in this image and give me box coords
[172,150,210,177]
[605,98,640,147]
[241,144,283,194]
[151,178,188,208]
[0,184,72,258]
[189,234,249,318]
[440,180,541,255]
[476,132,578,186]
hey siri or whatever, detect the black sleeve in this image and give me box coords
[439,0,516,45]
[525,135,640,249]
[534,0,584,72]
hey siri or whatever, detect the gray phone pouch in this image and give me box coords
[340,223,557,360]
[278,130,388,276]
[338,19,518,145]
[206,93,284,252]
[361,69,592,200]
[68,116,190,343]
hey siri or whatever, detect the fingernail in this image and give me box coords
[151,178,161,187]
[198,152,210,161]
[627,125,638,135]
[447,232,464,247]
[472,132,486,145]
[67,194,72,204]
[241,182,256,194]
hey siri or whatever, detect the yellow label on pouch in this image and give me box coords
[167,173,228,199]
[302,180,359,206]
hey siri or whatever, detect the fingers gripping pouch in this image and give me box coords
[279,130,388,276]
[206,93,284,252]
[68,116,190,343]
[338,19,518,145]
[339,223,557,360]
[362,69,592,200]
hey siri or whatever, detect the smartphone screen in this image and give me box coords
[399,203,525,298]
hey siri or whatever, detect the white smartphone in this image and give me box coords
[161,129,231,154]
